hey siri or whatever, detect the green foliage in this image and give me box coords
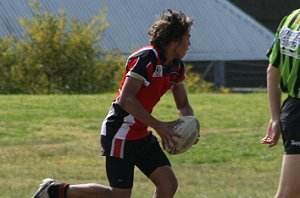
[185,64,231,93]
[16,0,113,93]
[185,64,212,93]
[184,64,231,93]
[94,52,125,92]
[0,37,21,93]
[0,0,124,94]
[0,0,230,94]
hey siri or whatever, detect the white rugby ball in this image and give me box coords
[165,116,200,155]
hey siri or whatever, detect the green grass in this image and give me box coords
[0,93,284,197]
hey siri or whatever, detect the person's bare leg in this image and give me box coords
[275,154,300,198]
[67,183,131,198]
[150,165,178,198]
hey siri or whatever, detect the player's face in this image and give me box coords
[175,33,191,59]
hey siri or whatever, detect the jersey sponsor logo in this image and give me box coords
[291,140,300,147]
[153,65,163,77]
[279,26,300,51]
[280,49,300,59]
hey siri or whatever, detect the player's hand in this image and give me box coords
[260,119,281,147]
[194,132,200,144]
[154,120,181,150]
[193,119,200,144]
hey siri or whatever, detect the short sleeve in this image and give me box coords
[125,49,156,85]
[267,16,288,68]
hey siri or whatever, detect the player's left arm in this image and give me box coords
[173,82,200,144]
[172,82,194,117]
[260,64,281,147]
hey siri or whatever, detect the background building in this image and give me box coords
[0,0,280,88]
[229,0,299,32]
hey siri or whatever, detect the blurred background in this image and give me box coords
[0,0,298,93]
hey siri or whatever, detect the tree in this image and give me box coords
[0,37,19,93]
[17,0,119,94]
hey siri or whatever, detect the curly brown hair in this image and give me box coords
[148,9,193,49]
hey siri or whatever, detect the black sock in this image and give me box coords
[48,184,60,198]
[48,183,69,198]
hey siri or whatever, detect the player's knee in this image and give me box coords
[157,177,178,195]
[169,178,178,194]
[167,178,178,194]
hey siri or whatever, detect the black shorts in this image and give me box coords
[100,133,171,189]
[280,96,300,154]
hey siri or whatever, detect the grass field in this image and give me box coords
[0,93,284,198]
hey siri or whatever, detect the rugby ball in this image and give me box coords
[165,116,200,155]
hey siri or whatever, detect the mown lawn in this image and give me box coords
[0,93,283,198]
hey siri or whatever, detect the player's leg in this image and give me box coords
[150,165,178,198]
[33,180,131,198]
[275,154,300,198]
[67,183,131,198]
[32,156,133,198]
[71,155,135,198]
[136,134,178,198]
[32,178,114,198]
[101,155,134,198]
[66,183,113,198]
[274,97,300,198]
[99,134,135,197]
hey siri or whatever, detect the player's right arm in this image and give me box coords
[118,76,178,149]
[260,64,281,147]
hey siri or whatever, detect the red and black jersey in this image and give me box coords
[101,45,185,141]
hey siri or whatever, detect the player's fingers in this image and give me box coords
[161,138,167,150]
[260,139,272,144]
[194,138,199,144]
[196,132,201,140]
[170,119,180,125]
[169,136,177,146]
[268,140,278,147]
[260,134,268,140]
[168,120,178,130]
[261,140,271,145]
[260,138,267,143]
[170,131,181,138]
[163,136,173,150]
[261,136,278,147]
[260,135,270,143]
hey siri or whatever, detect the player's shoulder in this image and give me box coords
[285,9,300,22]
[290,8,300,15]
[130,46,158,61]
